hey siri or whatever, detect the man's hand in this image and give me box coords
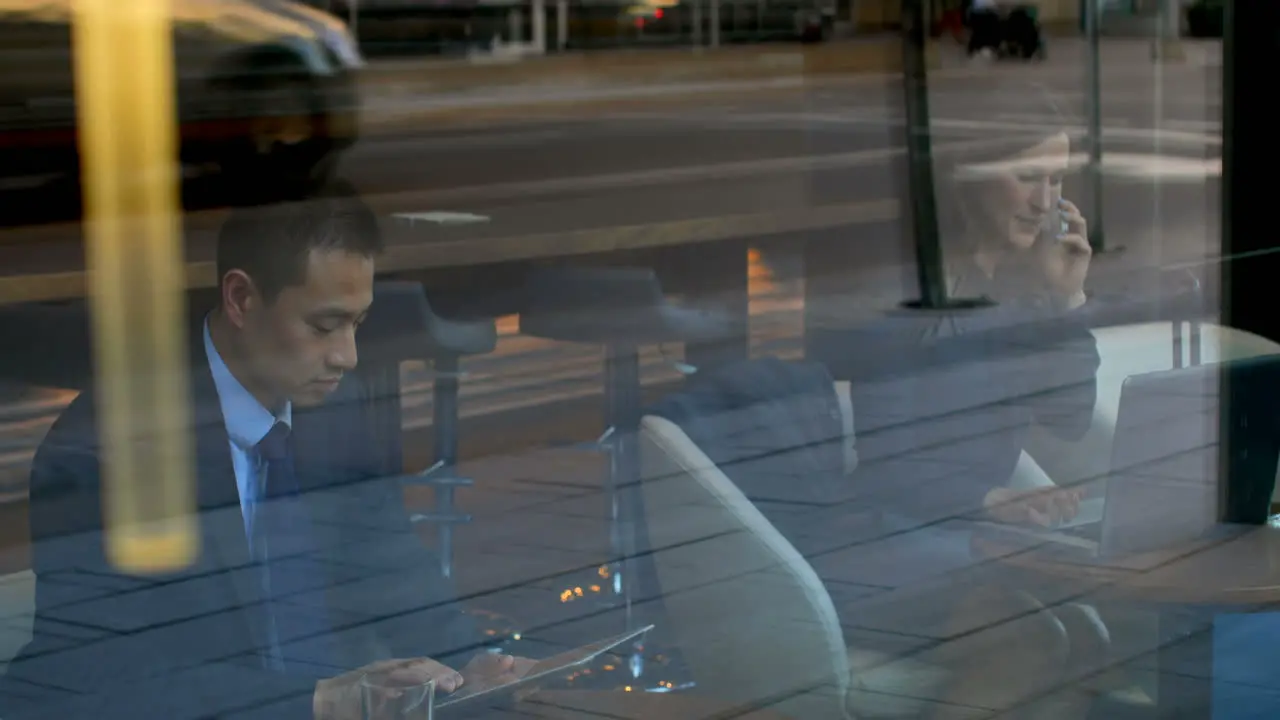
[460,652,537,691]
[984,486,1083,527]
[313,658,463,720]
[461,652,543,702]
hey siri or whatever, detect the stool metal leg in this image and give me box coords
[603,344,641,625]
[408,354,474,578]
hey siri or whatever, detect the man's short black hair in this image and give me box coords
[216,181,383,303]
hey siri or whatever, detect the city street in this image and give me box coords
[0,41,1224,503]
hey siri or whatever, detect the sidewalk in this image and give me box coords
[1034,35,1221,68]
[359,35,1222,90]
[362,37,926,93]
[357,35,1222,129]
[358,37,924,129]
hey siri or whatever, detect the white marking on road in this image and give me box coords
[368,76,808,114]
[960,152,1219,181]
[1046,91,1223,110]
[365,129,572,154]
[932,116,1219,146]
[1101,153,1220,180]
[700,111,1220,147]
[995,111,1132,128]
[372,136,1021,206]
[370,133,1218,212]
[393,211,492,226]
[1161,118,1222,133]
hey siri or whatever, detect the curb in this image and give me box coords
[359,40,939,129]
[360,76,813,130]
[361,38,936,96]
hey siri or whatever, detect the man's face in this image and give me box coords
[242,249,374,408]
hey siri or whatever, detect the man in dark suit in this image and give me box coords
[4,188,524,719]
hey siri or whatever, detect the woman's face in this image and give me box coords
[958,131,1071,252]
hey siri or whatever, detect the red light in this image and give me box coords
[635,16,644,27]
[654,8,663,18]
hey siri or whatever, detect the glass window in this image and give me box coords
[0,0,1264,718]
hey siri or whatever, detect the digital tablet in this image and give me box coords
[435,624,655,713]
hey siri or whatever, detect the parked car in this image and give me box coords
[0,0,362,204]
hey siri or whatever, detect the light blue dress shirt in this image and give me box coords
[203,320,292,547]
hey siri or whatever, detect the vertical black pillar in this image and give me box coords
[1083,0,1109,252]
[1218,0,1280,523]
[899,0,946,310]
[430,355,463,578]
[899,0,987,311]
[603,346,641,626]
[1220,1,1280,342]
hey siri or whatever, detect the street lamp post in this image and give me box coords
[1152,0,1184,61]
[557,0,568,50]
[898,0,988,311]
[693,0,703,46]
[710,0,721,47]
[1084,0,1110,253]
[533,0,547,53]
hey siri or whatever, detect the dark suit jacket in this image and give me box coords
[2,329,480,720]
[809,288,1101,524]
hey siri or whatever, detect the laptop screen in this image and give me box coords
[1103,355,1280,556]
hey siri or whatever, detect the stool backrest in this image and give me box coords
[354,281,441,477]
[638,411,853,719]
[522,266,665,315]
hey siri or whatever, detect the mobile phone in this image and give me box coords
[1040,202,1069,243]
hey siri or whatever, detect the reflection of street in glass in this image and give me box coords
[0,0,1246,711]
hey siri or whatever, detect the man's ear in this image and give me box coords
[220,270,259,329]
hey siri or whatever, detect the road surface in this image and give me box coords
[0,50,1224,501]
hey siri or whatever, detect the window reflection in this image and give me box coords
[0,1,1268,718]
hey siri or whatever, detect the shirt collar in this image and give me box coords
[203,318,291,451]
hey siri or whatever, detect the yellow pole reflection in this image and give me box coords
[73,0,197,572]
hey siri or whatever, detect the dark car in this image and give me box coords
[0,0,362,203]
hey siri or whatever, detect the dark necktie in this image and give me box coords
[254,421,339,676]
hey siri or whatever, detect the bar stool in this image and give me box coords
[359,282,498,578]
[518,266,737,620]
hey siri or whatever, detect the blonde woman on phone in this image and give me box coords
[810,83,1108,717]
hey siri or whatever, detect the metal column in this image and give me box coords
[1084,0,1109,252]
[556,0,568,50]
[603,346,641,625]
[532,0,547,53]
[693,0,703,46]
[409,355,475,579]
[710,0,721,47]
[1219,0,1280,523]
[898,0,987,311]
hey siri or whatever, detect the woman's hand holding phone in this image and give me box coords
[1035,198,1091,309]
